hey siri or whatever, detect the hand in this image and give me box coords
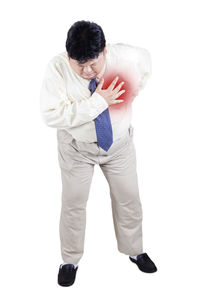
[95,76,125,106]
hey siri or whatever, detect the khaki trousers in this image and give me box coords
[56,125,143,265]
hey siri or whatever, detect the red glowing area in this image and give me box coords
[101,68,139,115]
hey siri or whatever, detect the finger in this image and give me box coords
[96,77,104,90]
[108,76,119,90]
[114,89,125,99]
[113,81,124,93]
[112,100,124,104]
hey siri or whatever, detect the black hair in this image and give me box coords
[65,20,106,63]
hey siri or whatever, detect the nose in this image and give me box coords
[83,65,93,74]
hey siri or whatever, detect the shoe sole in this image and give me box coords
[58,281,75,286]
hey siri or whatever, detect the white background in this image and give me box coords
[0,0,200,298]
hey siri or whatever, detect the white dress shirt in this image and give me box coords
[40,43,151,143]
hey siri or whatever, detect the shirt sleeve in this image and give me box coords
[114,43,152,91]
[135,47,152,91]
[39,59,108,129]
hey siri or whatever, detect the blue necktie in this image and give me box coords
[88,78,113,151]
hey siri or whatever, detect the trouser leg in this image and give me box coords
[100,140,143,256]
[57,142,94,265]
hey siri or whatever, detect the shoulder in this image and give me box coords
[44,51,70,77]
[106,43,150,62]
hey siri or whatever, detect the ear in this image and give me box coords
[103,47,107,55]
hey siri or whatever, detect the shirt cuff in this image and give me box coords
[90,91,108,113]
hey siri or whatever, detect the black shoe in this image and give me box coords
[57,264,78,286]
[129,253,157,273]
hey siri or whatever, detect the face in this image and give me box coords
[68,48,107,79]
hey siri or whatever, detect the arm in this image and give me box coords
[114,43,152,92]
[135,47,152,91]
[39,59,108,129]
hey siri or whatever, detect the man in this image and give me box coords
[40,20,157,287]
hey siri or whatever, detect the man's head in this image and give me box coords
[66,20,107,79]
